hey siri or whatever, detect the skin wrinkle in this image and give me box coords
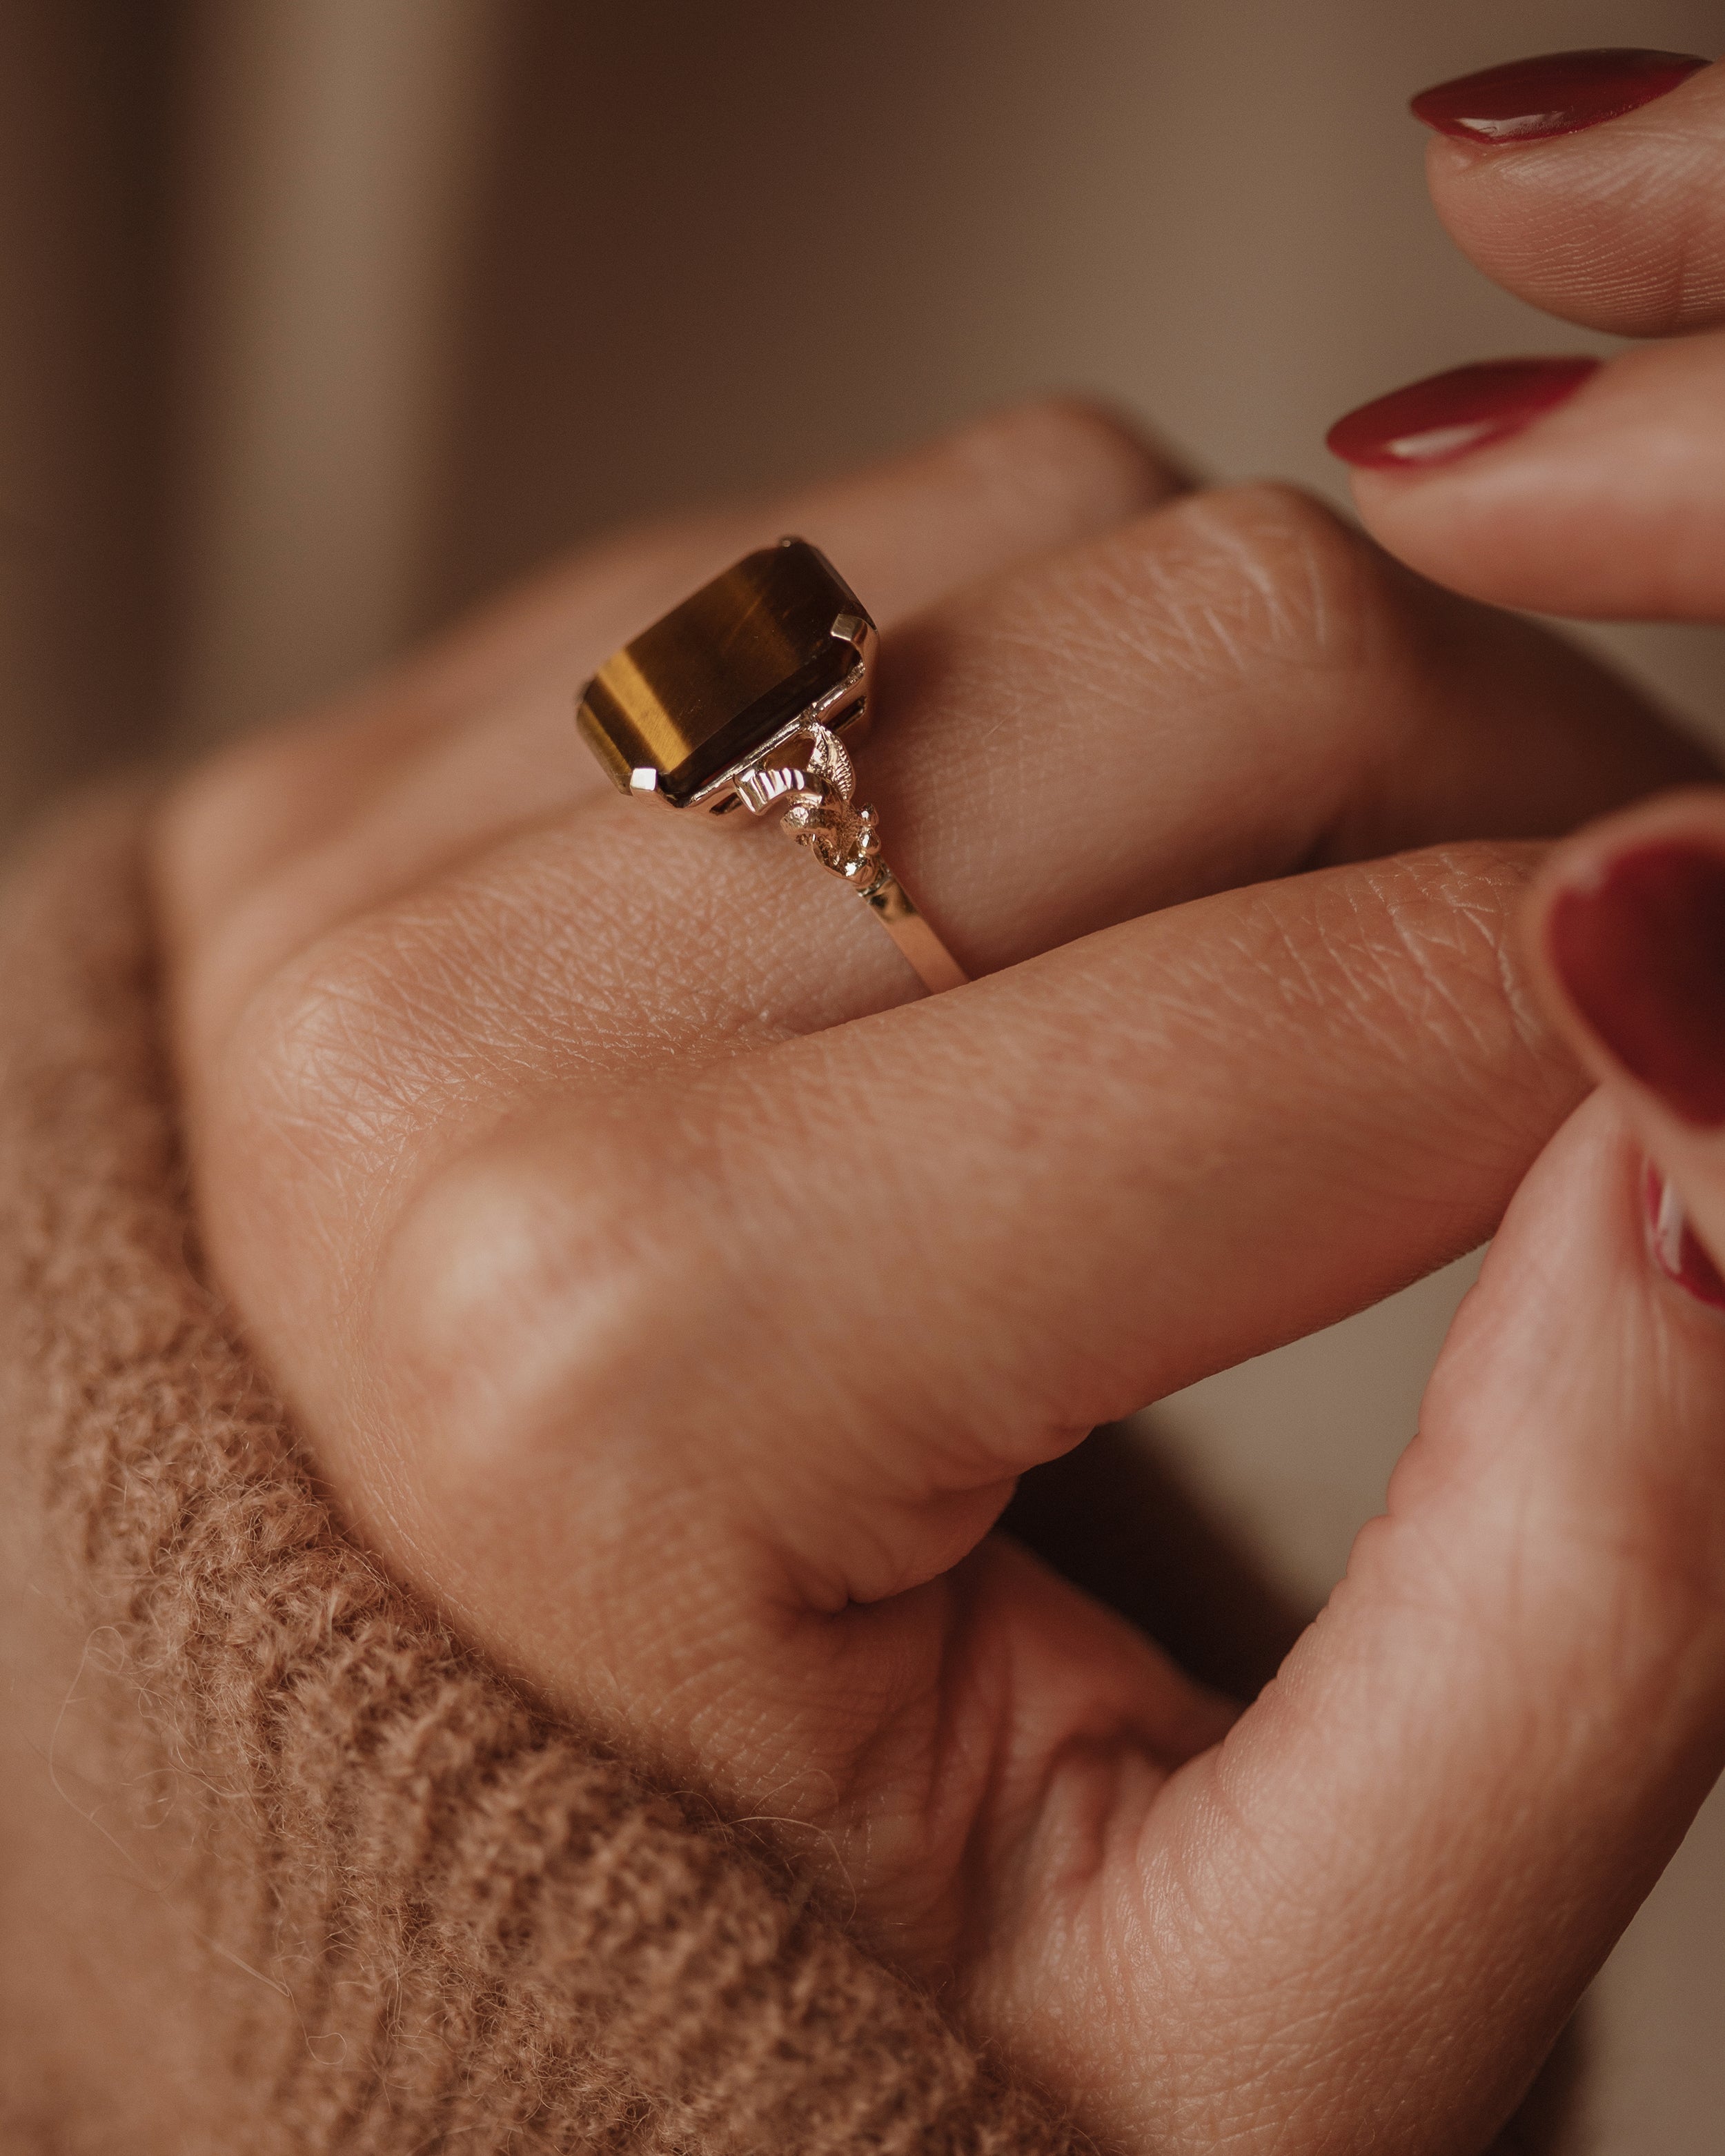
[1155,1768,1475,2145]
[1005,506,1541,933]
[1431,1258,1725,1692]
[853,1576,1013,1963]
[1387,882,1526,1074]
[1658,139,1725,328]
[1579,130,1725,325]
[244,987,437,1227]
[1085,550,1220,684]
[914,495,1578,961]
[1103,1808,1319,2138]
[1175,859,1556,1194]
[250,855,725,1165]
[1170,492,1359,669]
[1397,875,1559,1145]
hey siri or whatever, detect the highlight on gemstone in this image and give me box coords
[577,540,871,809]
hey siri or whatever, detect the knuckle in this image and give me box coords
[373,1121,671,1478]
[1045,478,1423,746]
[237,929,434,1160]
[1160,481,1391,673]
[222,869,556,1172]
[204,909,489,1281]
[954,394,1181,521]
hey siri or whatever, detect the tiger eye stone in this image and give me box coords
[576,538,871,810]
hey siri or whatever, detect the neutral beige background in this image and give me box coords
[1,3,1721,2146]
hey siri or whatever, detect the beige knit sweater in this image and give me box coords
[0,798,1090,2155]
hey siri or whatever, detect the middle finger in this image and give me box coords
[201,480,1705,1141]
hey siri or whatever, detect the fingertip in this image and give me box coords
[1326,335,1725,622]
[1523,792,1725,1128]
[1519,796,1725,1332]
[1325,357,1600,473]
[1412,55,1725,338]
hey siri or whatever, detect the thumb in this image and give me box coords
[1119,1054,1725,2147]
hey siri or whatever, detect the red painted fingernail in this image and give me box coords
[1644,1167,1725,1312]
[1547,841,1725,1128]
[1411,49,1708,145]
[1326,357,1599,471]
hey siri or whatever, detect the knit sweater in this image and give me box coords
[0,796,1090,2155]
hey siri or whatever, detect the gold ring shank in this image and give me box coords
[861,871,968,993]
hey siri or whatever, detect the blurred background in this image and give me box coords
[1,3,1720,2146]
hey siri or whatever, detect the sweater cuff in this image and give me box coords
[0,792,1092,2156]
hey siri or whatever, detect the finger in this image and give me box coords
[364,843,1581,1653]
[1412,49,1724,336]
[175,478,1704,1080]
[1521,787,1725,1303]
[164,398,1187,934]
[1331,332,1725,619]
[1068,782,1725,2148]
[1026,1089,1725,2154]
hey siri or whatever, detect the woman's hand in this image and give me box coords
[1320,39,1725,2149]
[154,55,1725,2139]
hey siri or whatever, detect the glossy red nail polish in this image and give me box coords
[1644,1167,1725,1312]
[1412,49,1707,145]
[1547,842,1725,1127]
[1326,357,1598,471]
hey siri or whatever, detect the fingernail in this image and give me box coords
[1547,841,1725,1127]
[1411,49,1707,145]
[1644,1166,1725,1312]
[1326,357,1599,471]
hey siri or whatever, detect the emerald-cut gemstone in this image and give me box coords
[576,538,872,811]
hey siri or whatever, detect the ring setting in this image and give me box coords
[575,537,967,993]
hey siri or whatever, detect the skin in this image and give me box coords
[154,61,1725,2156]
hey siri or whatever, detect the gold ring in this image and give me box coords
[574,538,967,995]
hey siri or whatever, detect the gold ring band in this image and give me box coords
[861,875,968,995]
[574,537,967,994]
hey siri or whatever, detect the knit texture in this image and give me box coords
[0,796,1091,2155]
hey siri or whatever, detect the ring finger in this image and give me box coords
[162,396,1190,1011]
[179,468,1706,1147]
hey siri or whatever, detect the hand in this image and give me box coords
[157,350,1699,2152]
[1321,41,1725,2149]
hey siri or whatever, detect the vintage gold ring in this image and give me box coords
[574,537,968,994]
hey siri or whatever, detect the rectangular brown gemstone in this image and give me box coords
[576,538,869,809]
